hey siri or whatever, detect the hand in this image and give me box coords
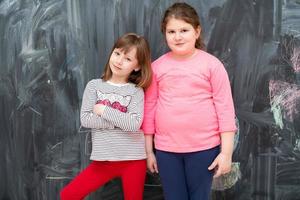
[146,152,158,173]
[208,153,232,178]
[93,104,106,116]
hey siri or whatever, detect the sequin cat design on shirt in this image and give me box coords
[96,91,131,113]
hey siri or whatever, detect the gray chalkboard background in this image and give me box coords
[1,0,300,199]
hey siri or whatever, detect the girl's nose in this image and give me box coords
[174,32,182,40]
[116,56,124,64]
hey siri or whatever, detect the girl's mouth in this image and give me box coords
[113,64,122,70]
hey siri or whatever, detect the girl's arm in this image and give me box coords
[142,69,159,172]
[80,80,114,129]
[208,60,237,177]
[142,69,158,133]
[208,131,235,177]
[220,131,235,157]
[145,134,158,173]
[95,88,144,132]
[210,61,236,133]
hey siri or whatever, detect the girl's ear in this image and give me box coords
[196,25,201,39]
[134,67,140,72]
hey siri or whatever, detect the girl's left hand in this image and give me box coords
[93,104,106,116]
[208,153,232,178]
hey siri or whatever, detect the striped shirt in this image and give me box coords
[80,79,146,161]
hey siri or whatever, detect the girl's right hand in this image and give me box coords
[146,152,158,173]
[93,104,106,116]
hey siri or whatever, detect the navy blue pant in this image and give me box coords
[156,146,220,200]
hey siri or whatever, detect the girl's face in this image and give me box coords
[165,18,200,59]
[109,47,139,83]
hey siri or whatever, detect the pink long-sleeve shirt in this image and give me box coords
[142,50,236,153]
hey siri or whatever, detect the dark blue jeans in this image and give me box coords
[156,146,220,200]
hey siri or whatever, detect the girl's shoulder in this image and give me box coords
[151,52,176,74]
[129,83,144,94]
[152,53,169,67]
[192,50,225,75]
[86,78,103,87]
[197,50,223,66]
[119,84,144,97]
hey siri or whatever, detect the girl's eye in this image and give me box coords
[167,30,175,34]
[181,29,188,33]
[114,51,120,56]
[126,58,132,62]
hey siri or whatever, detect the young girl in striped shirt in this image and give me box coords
[60,33,152,200]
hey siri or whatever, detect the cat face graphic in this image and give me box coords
[96,91,131,112]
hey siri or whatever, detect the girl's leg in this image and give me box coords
[156,150,189,200]
[184,146,220,200]
[121,160,147,200]
[60,161,117,200]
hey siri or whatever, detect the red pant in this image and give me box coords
[60,160,146,200]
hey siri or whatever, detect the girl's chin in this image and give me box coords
[171,50,194,58]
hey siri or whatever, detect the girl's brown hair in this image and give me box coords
[161,2,206,50]
[102,33,152,89]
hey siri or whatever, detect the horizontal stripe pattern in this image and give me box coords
[80,79,146,161]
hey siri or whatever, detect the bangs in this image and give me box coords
[114,36,138,55]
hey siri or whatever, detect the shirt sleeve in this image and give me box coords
[210,61,237,133]
[80,80,114,129]
[141,69,158,134]
[101,88,144,132]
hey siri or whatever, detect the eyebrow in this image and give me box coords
[124,52,136,59]
[166,27,190,31]
[126,54,136,60]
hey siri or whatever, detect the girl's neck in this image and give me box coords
[170,49,198,61]
[108,77,129,84]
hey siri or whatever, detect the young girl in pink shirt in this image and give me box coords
[142,3,237,200]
